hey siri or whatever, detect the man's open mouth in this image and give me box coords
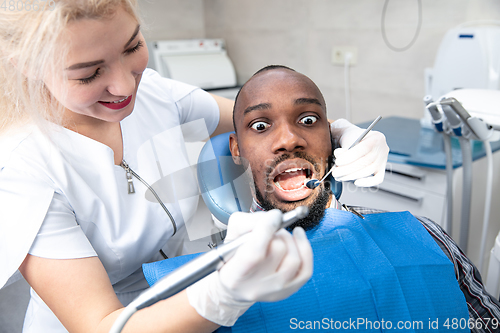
[274,167,313,191]
[267,159,316,202]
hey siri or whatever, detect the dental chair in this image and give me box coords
[136,132,470,332]
[486,231,500,299]
[192,133,471,332]
[197,132,343,225]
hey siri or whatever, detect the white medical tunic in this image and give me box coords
[0,68,220,332]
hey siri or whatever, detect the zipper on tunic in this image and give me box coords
[119,159,178,236]
[120,160,136,194]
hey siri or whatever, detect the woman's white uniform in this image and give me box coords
[0,69,220,332]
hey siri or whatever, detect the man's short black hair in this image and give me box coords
[232,65,296,133]
[253,64,296,76]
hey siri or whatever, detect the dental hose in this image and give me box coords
[459,137,472,253]
[443,134,453,234]
[425,96,454,235]
[478,140,493,273]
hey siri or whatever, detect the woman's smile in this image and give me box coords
[98,95,132,110]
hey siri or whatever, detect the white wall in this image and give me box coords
[204,0,500,123]
[139,0,205,40]
[139,0,500,123]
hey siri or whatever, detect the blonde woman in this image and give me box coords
[0,1,388,332]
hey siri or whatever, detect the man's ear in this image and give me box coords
[229,133,241,165]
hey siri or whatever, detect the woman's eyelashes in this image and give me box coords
[125,40,143,55]
[77,40,144,85]
[78,68,101,85]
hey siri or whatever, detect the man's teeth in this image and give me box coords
[274,167,311,192]
[274,182,307,192]
[284,167,302,173]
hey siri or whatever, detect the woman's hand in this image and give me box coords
[187,209,313,326]
[330,118,389,187]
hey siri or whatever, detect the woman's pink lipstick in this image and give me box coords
[98,95,132,110]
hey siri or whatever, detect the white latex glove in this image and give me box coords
[330,118,389,187]
[186,209,313,326]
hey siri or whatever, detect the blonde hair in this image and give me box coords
[0,0,141,134]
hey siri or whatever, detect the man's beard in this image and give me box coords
[255,185,330,230]
[253,152,333,231]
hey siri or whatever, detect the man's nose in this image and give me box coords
[271,123,307,153]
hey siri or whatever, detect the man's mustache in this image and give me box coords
[264,152,329,182]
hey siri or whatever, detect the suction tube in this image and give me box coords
[458,138,472,253]
[443,134,453,234]
[479,141,493,273]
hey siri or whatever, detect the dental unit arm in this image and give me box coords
[425,89,500,274]
[424,96,454,235]
[427,89,500,140]
[440,97,496,141]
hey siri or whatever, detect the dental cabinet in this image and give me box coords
[147,38,240,100]
[340,116,500,270]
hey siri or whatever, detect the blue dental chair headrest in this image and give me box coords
[197,132,342,225]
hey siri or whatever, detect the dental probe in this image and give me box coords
[109,206,309,333]
[305,115,382,189]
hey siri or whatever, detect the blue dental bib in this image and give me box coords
[143,209,469,332]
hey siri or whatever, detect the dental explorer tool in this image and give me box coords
[109,206,309,333]
[305,115,382,189]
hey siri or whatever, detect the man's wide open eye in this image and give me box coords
[251,121,271,131]
[300,115,318,125]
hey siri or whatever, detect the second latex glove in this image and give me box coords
[186,209,313,326]
[330,118,389,187]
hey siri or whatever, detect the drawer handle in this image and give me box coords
[373,187,424,203]
[388,170,425,181]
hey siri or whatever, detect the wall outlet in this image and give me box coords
[332,46,357,66]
